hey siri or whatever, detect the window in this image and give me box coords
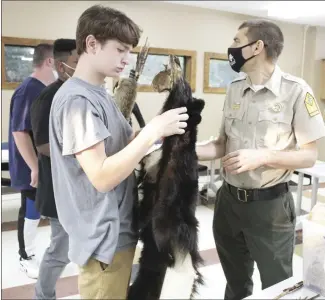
[2,37,54,90]
[117,47,197,92]
[203,52,241,94]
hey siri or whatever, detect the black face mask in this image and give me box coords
[228,41,258,73]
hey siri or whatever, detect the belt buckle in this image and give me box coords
[237,188,248,202]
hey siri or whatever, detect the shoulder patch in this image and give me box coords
[304,92,320,117]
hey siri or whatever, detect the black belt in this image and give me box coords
[224,181,289,203]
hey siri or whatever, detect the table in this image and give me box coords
[244,255,324,299]
[295,161,325,216]
[245,275,324,299]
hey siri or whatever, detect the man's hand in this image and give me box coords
[30,168,38,188]
[222,149,270,174]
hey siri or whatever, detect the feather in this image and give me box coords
[113,38,150,120]
[134,37,150,81]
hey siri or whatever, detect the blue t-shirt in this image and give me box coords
[8,76,46,191]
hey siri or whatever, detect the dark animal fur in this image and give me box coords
[128,78,205,300]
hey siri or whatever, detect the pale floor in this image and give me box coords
[1,185,324,299]
[2,206,259,299]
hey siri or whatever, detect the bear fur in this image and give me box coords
[128,78,205,300]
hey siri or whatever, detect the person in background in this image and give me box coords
[8,43,55,279]
[48,5,188,299]
[196,19,325,300]
[30,38,79,299]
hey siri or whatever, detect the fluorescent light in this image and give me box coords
[21,56,32,61]
[267,8,299,19]
[267,1,325,19]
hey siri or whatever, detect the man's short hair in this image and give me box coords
[238,19,284,62]
[32,43,53,67]
[53,39,77,62]
[76,5,142,55]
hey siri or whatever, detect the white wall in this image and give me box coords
[1,1,324,159]
[316,27,325,60]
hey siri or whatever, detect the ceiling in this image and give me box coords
[164,1,325,27]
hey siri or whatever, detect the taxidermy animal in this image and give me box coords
[113,37,149,123]
[127,55,205,300]
[112,38,149,189]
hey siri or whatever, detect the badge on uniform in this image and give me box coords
[232,103,240,110]
[304,92,320,117]
[270,102,283,113]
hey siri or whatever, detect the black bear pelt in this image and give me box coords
[127,78,205,300]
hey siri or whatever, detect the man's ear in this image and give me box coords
[55,61,64,74]
[254,40,265,55]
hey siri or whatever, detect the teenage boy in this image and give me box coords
[49,5,188,299]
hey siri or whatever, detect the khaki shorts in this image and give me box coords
[78,247,136,299]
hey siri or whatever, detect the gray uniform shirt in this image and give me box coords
[220,65,325,189]
[49,77,138,267]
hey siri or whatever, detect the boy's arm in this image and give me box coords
[129,129,142,143]
[76,128,159,192]
[59,96,187,193]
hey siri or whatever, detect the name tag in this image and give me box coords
[232,103,240,110]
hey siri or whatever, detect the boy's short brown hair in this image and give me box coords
[76,5,142,55]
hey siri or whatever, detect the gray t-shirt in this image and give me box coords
[49,77,138,267]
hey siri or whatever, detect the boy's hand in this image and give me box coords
[145,107,188,141]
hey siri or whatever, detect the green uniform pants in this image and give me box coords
[213,182,296,300]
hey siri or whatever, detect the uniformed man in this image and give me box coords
[196,19,325,300]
